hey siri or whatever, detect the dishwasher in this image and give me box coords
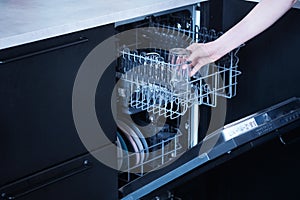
[112,2,300,200]
[113,4,241,199]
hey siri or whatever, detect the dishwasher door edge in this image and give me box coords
[121,153,209,200]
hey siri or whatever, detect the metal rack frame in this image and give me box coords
[118,27,241,119]
[118,129,183,182]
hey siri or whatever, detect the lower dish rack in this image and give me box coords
[117,125,183,185]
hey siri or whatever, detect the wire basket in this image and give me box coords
[118,127,183,182]
[117,24,242,119]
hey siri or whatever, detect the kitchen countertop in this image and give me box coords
[2,0,298,50]
[0,0,203,50]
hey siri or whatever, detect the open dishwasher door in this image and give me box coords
[119,97,300,200]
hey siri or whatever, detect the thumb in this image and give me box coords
[189,60,208,77]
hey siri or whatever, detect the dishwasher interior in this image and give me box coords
[113,4,241,198]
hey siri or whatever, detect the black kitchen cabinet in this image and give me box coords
[0,24,117,199]
[0,147,117,200]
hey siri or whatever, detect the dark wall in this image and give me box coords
[223,0,300,123]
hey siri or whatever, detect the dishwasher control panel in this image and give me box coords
[222,97,300,144]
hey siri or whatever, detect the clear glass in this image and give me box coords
[168,48,191,96]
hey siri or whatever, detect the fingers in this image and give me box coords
[181,62,190,70]
[189,56,211,76]
[185,43,215,76]
[182,45,198,69]
[190,62,204,77]
[185,43,208,68]
[187,46,201,64]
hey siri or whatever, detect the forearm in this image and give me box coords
[212,0,296,60]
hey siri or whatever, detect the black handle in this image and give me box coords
[0,37,89,64]
[0,159,92,200]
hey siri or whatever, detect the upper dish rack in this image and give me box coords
[117,23,241,119]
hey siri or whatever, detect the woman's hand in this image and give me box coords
[186,41,222,76]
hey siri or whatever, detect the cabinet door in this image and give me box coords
[0,146,117,200]
[0,24,116,186]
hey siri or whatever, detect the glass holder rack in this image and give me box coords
[117,23,242,119]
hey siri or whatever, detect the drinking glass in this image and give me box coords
[168,48,191,97]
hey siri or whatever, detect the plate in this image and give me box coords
[117,131,128,152]
[117,119,141,165]
[120,117,149,162]
[116,137,123,170]
[117,131,129,170]
[121,119,145,165]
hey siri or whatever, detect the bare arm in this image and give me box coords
[187,0,297,76]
